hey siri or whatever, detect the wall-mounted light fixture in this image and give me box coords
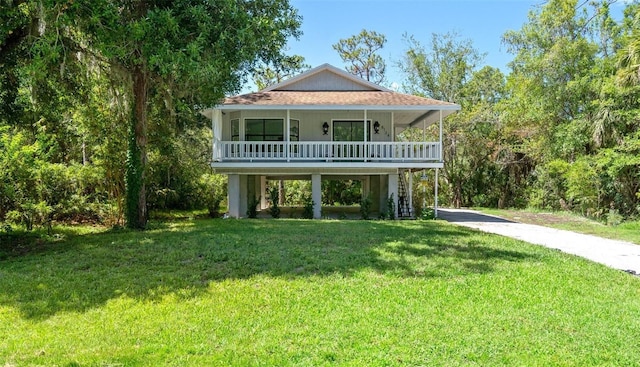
[322,122,329,135]
[373,121,380,134]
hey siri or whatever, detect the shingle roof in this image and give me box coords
[222,91,457,107]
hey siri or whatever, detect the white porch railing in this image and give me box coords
[213,140,441,162]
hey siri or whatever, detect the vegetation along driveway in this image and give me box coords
[439,209,640,275]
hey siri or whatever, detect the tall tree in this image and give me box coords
[333,29,387,84]
[0,0,36,124]
[253,54,310,90]
[617,3,640,86]
[501,0,600,162]
[66,0,301,228]
[399,32,484,103]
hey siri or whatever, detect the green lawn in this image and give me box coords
[1,219,639,366]
[477,208,640,245]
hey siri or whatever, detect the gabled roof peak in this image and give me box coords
[262,63,392,92]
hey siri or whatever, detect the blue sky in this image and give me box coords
[271,0,626,91]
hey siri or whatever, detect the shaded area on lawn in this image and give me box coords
[0,219,539,319]
[438,209,514,223]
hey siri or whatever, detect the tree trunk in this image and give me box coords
[125,65,148,229]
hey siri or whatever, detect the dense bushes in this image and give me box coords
[1,129,113,229]
[526,151,640,220]
[1,125,228,230]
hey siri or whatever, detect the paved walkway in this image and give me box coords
[438,208,640,274]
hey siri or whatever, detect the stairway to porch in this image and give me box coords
[397,170,413,219]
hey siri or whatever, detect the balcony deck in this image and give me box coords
[211,140,443,172]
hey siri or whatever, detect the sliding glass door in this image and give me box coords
[332,120,370,159]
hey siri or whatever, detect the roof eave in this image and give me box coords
[215,104,461,111]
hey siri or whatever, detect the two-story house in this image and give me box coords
[200,64,460,219]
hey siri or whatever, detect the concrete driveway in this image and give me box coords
[438,208,640,274]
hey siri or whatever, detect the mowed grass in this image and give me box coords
[478,208,640,245]
[1,219,639,366]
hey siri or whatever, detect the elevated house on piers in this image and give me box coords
[201,64,460,219]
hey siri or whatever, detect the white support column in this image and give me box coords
[391,112,395,142]
[260,176,268,210]
[239,175,248,217]
[408,171,413,217]
[388,173,399,220]
[439,110,443,161]
[228,174,240,218]
[312,174,322,219]
[363,176,371,200]
[434,168,439,218]
[363,109,368,162]
[286,109,290,162]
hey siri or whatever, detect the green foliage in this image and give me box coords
[0,128,111,230]
[302,195,315,219]
[197,174,227,218]
[333,29,387,84]
[420,206,435,220]
[64,0,301,229]
[0,0,300,230]
[359,195,373,220]
[323,180,361,206]
[386,194,396,220]
[252,55,310,90]
[147,122,214,211]
[528,160,570,210]
[607,207,623,226]
[565,158,601,216]
[269,187,281,219]
[399,31,483,102]
[6,200,51,232]
[284,180,312,206]
[247,196,260,219]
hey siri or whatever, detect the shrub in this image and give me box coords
[247,196,260,219]
[197,174,227,218]
[359,195,372,220]
[6,200,52,231]
[607,207,623,226]
[528,160,570,210]
[302,195,315,219]
[420,206,435,220]
[566,158,600,216]
[386,194,396,220]
[269,187,280,219]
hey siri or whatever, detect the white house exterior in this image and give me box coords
[201,64,460,219]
